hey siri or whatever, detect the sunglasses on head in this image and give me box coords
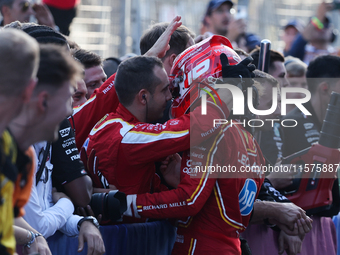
[20,1,31,12]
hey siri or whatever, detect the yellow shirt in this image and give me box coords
[0,130,17,255]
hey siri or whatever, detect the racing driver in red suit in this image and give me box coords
[121,36,265,254]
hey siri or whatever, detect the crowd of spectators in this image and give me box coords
[0,0,340,254]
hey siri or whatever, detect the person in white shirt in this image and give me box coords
[9,43,105,255]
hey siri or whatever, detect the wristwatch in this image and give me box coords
[77,216,100,230]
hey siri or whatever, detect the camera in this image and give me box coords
[89,190,127,222]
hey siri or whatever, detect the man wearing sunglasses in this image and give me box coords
[0,0,56,29]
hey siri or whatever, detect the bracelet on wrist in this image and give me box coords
[311,16,324,30]
[24,230,35,248]
[24,231,43,248]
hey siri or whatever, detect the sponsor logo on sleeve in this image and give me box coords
[303,123,314,130]
[239,179,257,216]
[59,127,71,138]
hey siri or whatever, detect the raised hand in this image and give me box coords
[220,53,255,88]
[144,16,182,58]
[33,3,56,28]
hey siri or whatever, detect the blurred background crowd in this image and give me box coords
[1,0,338,59]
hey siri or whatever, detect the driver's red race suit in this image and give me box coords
[125,122,265,254]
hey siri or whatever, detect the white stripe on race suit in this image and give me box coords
[187,127,227,206]
[191,239,197,255]
[89,118,134,137]
[123,194,140,218]
[215,181,245,229]
[72,95,96,115]
[121,130,189,144]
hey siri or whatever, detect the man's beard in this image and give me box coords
[215,27,228,36]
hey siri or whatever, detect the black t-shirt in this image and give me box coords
[280,102,340,217]
[51,118,87,191]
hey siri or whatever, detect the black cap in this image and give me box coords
[245,33,261,52]
[205,0,234,16]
